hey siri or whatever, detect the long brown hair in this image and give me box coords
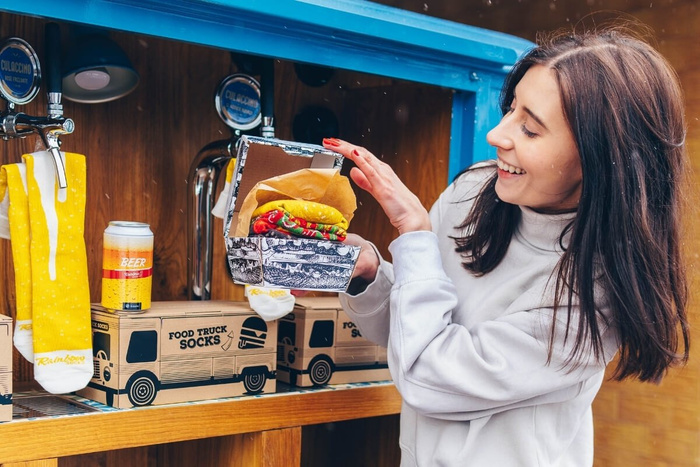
[454,26,689,383]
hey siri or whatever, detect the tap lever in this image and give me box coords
[0,27,72,188]
[40,129,70,189]
[0,110,74,188]
[47,146,68,189]
[45,23,64,119]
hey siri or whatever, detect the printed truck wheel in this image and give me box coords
[127,373,158,406]
[243,370,267,394]
[309,357,333,386]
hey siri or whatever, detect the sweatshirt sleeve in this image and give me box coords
[387,231,617,421]
[338,176,457,349]
[339,244,394,347]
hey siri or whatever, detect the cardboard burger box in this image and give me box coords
[223,136,361,292]
[78,301,277,408]
[0,315,11,421]
[276,296,391,387]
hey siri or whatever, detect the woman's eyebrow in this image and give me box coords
[524,106,548,131]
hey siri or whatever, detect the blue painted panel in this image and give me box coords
[0,0,532,89]
[0,0,533,184]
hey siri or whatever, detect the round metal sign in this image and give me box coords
[214,74,262,131]
[0,37,41,105]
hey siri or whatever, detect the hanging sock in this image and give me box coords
[0,163,34,362]
[1,151,93,394]
[211,157,236,219]
[25,151,92,393]
[245,284,295,321]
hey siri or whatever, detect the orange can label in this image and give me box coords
[101,222,154,311]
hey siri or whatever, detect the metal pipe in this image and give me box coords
[187,55,275,301]
[186,139,234,300]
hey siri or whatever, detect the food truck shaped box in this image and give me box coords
[0,315,11,421]
[277,296,391,387]
[78,301,277,408]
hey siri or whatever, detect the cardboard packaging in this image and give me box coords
[78,301,277,408]
[0,315,11,421]
[223,136,360,292]
[277,296,391,387]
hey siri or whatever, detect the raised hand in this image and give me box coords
[322,138,431,235]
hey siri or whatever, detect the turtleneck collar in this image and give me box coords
[517,206,576,253]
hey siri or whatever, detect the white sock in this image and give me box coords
[245,285,296,321]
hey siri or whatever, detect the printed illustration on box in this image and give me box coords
[78,301,277,408]
[277,297,391,387]
[223,136,360,292]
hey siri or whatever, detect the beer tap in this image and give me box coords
[0,23,73,188]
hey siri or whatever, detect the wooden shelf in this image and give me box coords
[0,381,401,464]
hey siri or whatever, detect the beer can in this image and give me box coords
[101,221,154,311]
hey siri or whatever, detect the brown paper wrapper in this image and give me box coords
[234,168,357,237]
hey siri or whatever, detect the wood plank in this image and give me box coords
[1,460,58,467]
[0,383,400,464]
[158,428,301,467]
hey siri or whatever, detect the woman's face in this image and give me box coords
[486,64,582,214]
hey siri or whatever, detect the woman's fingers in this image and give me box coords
[322,138,431,234]
[344,233,380,281]
[349,166,372,193]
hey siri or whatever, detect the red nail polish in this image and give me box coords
[324,138,341,147]
[352,149,360,157]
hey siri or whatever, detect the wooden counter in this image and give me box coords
[0,381,401,466]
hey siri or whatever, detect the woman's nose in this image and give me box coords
[486,116,513,150]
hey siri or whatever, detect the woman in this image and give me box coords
[321,26,689,466]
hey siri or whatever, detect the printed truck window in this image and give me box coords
[309,320,334,348]
[126,330,158,363]
[278,320,296,346]
[92,331,111,360]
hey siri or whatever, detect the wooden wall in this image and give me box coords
[0,10,453,465]
[382,0,700,465]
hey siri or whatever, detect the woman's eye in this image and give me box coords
[521,124,537,138]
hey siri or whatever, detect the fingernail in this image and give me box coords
[352,149,360,157]
[323,138,341,147]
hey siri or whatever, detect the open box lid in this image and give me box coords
[222,136,344,238]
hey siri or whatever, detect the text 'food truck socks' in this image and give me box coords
[1,152,92,393]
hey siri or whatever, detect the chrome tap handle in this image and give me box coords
[2,112,74,188]
[40,130,69,189]
[0,25,72,188]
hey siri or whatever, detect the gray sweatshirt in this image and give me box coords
[340,167,619,466]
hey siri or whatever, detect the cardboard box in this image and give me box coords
[223,136,360,292]
[78,301,277,408]
[0,315,11,421]
[276,296,391,387]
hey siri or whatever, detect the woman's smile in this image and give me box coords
[496,157,527,175]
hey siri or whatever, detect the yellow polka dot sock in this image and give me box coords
[0,163,34,362]
[24,151,92,394]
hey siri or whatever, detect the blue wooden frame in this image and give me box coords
[1,0,533,180]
